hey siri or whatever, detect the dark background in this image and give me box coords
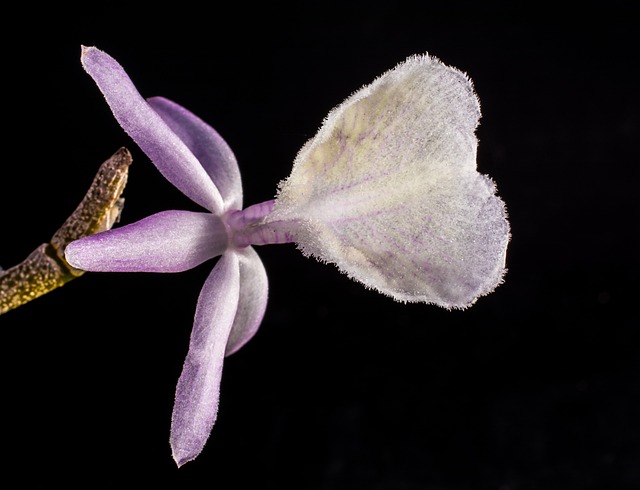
[1,2,638,488]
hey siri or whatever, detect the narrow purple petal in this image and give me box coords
[148,96,243,210]
[225,246,268,356]
[170,252,240,467]
[80,46,224,213]
[64,210,227,273]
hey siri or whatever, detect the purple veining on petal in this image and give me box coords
[170,252,240,467]
[80,46,224,213]
[148,96,243,211]
[65,210,227,273]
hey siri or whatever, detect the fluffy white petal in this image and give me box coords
[267,54,510,308]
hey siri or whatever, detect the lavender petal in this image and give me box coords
[148,96,243,211]
[225,246,268,356]
[80,46,224,213]
[170,252,240,467]
[65,210,227,272]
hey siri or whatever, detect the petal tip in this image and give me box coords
[80,44,95,57]
[63,241,82,269]
[172,452,188,468]
[171,444,198,468]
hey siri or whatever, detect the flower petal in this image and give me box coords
[148,96,243,210]
[266,54,510,308]
[225,246,268,356]
[80,46,224,213]
[170,252,240,467]
[65,210,227,272]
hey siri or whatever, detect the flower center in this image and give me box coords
[225,200,295,248]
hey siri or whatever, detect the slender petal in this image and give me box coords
[225,246,269,356]
[65,210,227,273]
[266,54,510,308]
[170,252,240,467]
[80,46,224,213]
[148,96,243,211]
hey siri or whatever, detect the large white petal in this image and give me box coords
[267,54,510,308]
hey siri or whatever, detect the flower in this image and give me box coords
[65,46,510,467]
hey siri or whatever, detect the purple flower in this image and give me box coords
[66,47,510,467]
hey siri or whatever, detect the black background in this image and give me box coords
[1,2,638,488]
